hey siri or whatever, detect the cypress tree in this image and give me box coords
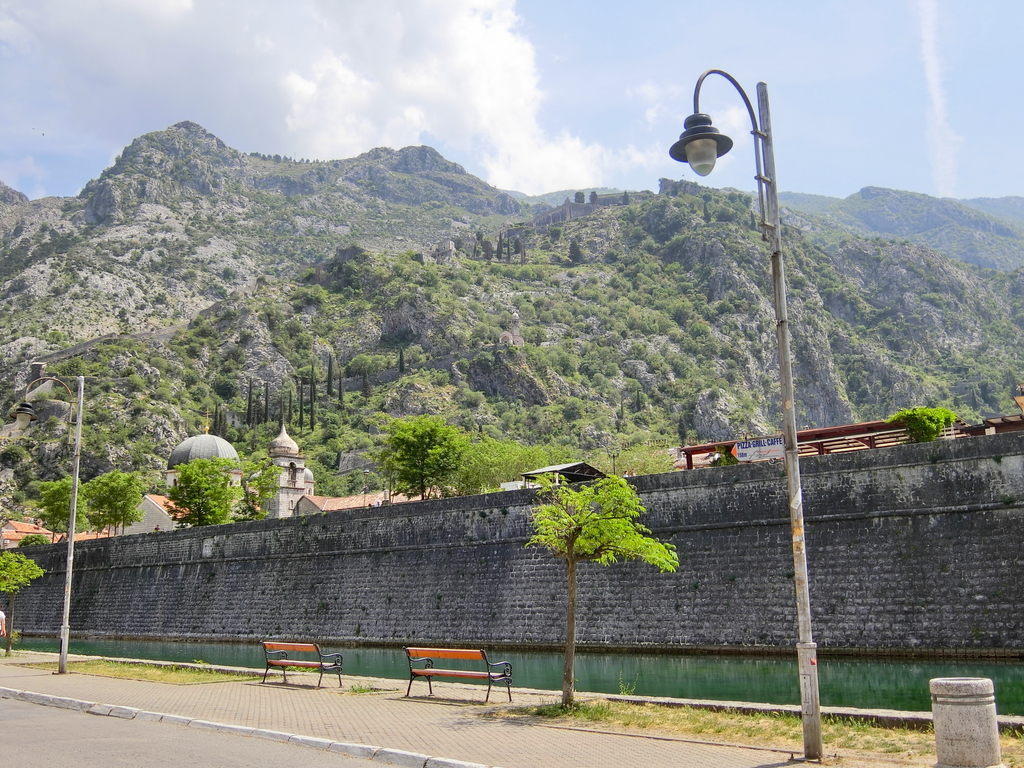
[398,347,405,373]
[263,382,270,424]
[339,379,346,411]
[298,378,305,432]
[327,356,334,397]
[362,372,371,399]
[246,378,254,427]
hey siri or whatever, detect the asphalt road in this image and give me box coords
[1,697,377,767]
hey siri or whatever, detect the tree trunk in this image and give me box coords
[5,594,14,656]
[562,557,577,707]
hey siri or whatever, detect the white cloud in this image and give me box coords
[0,156,47,199]
[914,0,960,197]
[0,0,639,195]
[279,0,624,192]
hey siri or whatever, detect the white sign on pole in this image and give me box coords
[731,436,785,462]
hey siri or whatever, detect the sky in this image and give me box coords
[0,0,1021,202]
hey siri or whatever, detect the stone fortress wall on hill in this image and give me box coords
[15,431,1024,656]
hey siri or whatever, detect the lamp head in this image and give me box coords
[9,401,38,431]
[669,113,734,176]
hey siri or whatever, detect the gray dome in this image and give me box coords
[303,467,314,482]
[167,433,239,469]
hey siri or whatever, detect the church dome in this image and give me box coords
[303,467,314,483]
[269,425,300,458]
[167,433,239,469]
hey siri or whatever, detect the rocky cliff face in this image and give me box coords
[1,126,1023,511]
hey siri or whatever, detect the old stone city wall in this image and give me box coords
[13,431,1024,655]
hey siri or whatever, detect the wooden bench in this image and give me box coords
[261,641,343,688]
[405,647,512,703]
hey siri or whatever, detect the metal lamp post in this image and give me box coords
[669,69,822,760]
[9,375,84,675]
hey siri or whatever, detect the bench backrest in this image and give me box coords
[405,647,485,661]
[263,642,320,653]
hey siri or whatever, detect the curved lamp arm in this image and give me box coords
[690,70,772,248]
[9,377,77,430]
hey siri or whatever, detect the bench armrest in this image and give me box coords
[408,657,434,668]
[265,650,289,661]
[487,660,512,678]
[319,653,343,663]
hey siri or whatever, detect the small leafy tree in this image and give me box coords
[0,551,46,655]
[36,477,89,539]
[452,437,572,496]
[374,415,469,499]
[83,470,146,535]
[887,407,958,443]
[18,534,51,548]
[167,458,242,527]
[527,475,678,706]
[234,458,279,521]
[574,191,585,204]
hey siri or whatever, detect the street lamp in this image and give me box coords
[8,375,84,675]
[669,69,822,760]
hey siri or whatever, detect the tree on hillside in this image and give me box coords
[374,415,469,499]
[36,478,89,540]
[452,437,572,496]
[234,458,279,521]
[83,470,146,535]
[574,191,585,204]
[589,191,598,204]
[528,475,678,707]
[167,458,242,527]
[0,551,46,655]
[568,237,584,264]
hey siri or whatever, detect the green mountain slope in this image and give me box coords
[1,125,1023,514]
[960,196,1024,230]
[779,187,1024,270]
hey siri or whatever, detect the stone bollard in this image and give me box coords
[930,677,1004,768]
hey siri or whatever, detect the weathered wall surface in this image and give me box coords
[14,432,1024,654]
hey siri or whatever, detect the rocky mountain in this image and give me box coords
[779,187,1024,270]
[1,123,1023,513]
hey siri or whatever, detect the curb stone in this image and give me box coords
[330,742,381,759]
[426,759,492,768]
[158,714,193,725]
[108,706,140,719]
[87,703,113,716]
[188,719,223,731]
[251,729,294,742]
[373,748,431,767]
[288,734,334,750]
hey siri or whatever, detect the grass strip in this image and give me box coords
[488,699,1024,766]
[26,660,260,685]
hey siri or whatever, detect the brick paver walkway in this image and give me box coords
[0,653,932,768]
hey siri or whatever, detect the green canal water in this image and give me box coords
[19,637,1024,715]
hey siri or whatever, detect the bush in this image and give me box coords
[887,407,958,443]
[18,534,50,547]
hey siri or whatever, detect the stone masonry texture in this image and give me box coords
[12,432,1024,653]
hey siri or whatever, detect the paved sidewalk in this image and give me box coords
[0,652,932,768]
